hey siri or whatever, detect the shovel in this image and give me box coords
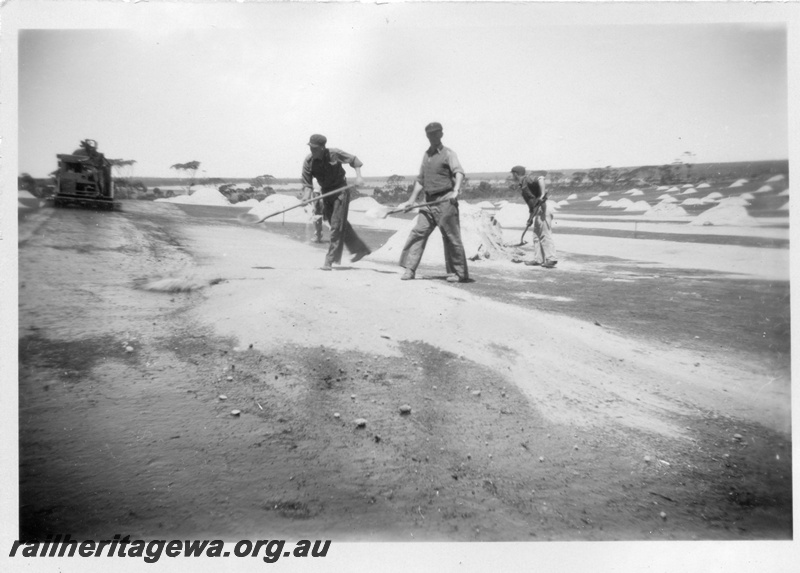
[517,201,552,245]
[237,184,355,224]
[517,222,532,246]
[365,197,451,220]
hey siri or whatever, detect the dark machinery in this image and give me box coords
[52,139,118,209]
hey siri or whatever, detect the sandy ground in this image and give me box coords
[15,200,792,550]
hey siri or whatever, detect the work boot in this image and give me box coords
[524,260,542,266]
[320,265,332,271]
[446,275,467,283]
[400,269,415,280]
[542,260,558,268]
[350,250,371,263]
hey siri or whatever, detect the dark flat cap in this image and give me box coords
[308,134,327,147]
[425,122,443,133]
[511,165,526,176]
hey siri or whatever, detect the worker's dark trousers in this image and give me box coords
[322,189,370,265]
[399,199,469,280]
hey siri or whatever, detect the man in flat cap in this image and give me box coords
[511,165,557,268]
[301,134,371,270]
[398,122,469,283]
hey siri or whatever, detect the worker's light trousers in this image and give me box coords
[399,199,469,280]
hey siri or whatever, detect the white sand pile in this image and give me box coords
[494,203,532,228]
[680,188,697,195]
[696,183,711,189]
[728,178,748,188]
[657,195,678,203]
[778,188,789,196]
[717,196,751,207]
[755,185,773,193]
[557,200,569,206]
[656,186,669,191]
[589,195,603,201]
[369,202,515,266]
[767,174,786,183]
[667,186,680,192]
[689,202,757,226]
[246,193,308,223]
[703,192,723,201]
[474,201,496,210]
[598,191,609,197]
[156,185,231,206]
[624,200,651,212]
[19,190,37,200]
[598,200,616,208]
[779,200,789,211]
[645,202,689,218]
[350,196,382,212]
[612,198,635,209]
[738,192,755,201]
[566,194,578,200]
[624,188,641,195]
[681,184,694,189]
[236,198,260,207]
[494,200,509,208]
[681,198,705,206]
[658,194,676,201]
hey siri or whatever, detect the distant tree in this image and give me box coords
[658,164,675,185]
[108,159,137,191]
[170,160,201,190]
[571,172,587,186]
[679,151,695,182]
[252,174,276,188]
[548,171,565,186]
[18,172,37,193]
[587,168,607,186]
[385,174,406,188]
[606,167,625,187]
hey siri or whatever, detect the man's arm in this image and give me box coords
[352,165,364,188]
[450,172,464,203]
[300,156,314,202]
[330,148,365,187]
[405,180,423,207]
[447,149,465,203]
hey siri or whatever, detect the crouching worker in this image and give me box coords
[398,122,469,283]
[301,134,372,270]
[511,165,557,268]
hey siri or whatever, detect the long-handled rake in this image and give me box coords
[365,197,451,220]
[237,184,355,225]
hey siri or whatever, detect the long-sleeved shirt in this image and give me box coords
[416,144,464,195]
[301,148,363,193]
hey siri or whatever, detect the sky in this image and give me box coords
[10,2,795,180]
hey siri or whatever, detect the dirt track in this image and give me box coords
[17,201,791,541]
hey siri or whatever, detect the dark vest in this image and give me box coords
[311,151,347,192]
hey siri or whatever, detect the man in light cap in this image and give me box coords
[301,134,372,270]
[398,122,469,283]
[510,165,557,268]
